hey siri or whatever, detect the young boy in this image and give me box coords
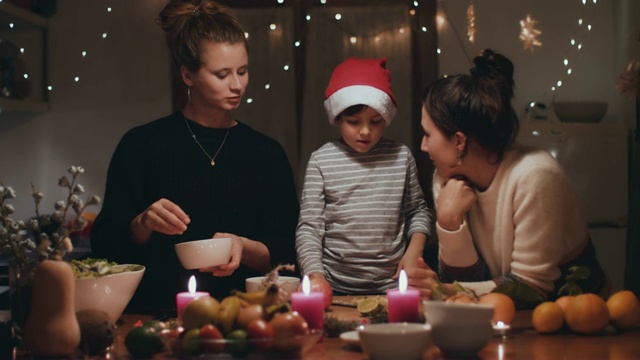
[296,57,431,295]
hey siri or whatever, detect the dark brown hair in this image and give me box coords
[423,49,519,160]
[157,0,247,72]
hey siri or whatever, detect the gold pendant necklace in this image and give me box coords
[184,116,230,166]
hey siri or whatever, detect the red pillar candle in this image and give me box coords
[176,275,210,320]
[291,275,324,330]
[387,270,421,323]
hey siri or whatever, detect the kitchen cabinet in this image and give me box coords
[0,1,49,113]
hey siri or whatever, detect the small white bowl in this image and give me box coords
[245,276,300,300]
[423,300,493,357]
[174,238,232,269]
[74,265,145,324]
[358,323,432,360]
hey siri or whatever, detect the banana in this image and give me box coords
[264,303,290,321]
[231,289,267,305]
[261,283,280,308]
[216,295,241,333]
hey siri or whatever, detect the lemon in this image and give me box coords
[357,298,382,315]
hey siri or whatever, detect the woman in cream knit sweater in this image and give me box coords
[417,49,610,304]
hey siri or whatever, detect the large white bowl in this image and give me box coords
[423,300,493,357]
[358,323,432,360]
[174,238,232,269]
[74,265,145,324]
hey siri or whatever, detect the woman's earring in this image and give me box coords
[187,87,191,102]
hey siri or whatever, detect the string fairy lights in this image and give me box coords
[3,0,597,111]
[438,0,599,107]
[2,0,436,108]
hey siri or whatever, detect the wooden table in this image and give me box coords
[108,296,640,359]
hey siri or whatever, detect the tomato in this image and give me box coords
[311,279,333,309]
[269,311,309,338]
[165,328,183,355]
[124,325,164,358]
[199,324,224,353]
[226,329,250,358]
[246,319,274,350]
[181,328,202,356]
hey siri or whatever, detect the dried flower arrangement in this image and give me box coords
[0,166,101,273]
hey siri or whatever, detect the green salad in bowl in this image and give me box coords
[73,258,145,323]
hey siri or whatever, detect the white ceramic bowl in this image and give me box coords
[423,300,493,357]
[358,323,432,360]
[74,265,145,324]
[553,101,608,123]
[245,276,300,293]
[174,238,232,269]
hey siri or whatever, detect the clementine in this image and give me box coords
[606,290,640,330]
[445,293,476,304]
[478,292,516,325]
[554,295,573,313]
[532,302,564,334]
[564,293,609,335]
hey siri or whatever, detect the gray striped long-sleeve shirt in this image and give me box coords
[296,138,431,294]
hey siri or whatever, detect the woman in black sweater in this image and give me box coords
[90,0,299,315]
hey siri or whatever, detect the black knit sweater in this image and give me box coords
[91,112,300,315]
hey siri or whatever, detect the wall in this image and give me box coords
[0,0,172,221]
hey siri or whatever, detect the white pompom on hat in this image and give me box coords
[324,57,397,126]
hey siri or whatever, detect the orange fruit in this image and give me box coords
[445,293,476,304]
[555,295,573,313]
[478,292,516,325]
[606,290,640,330]
[564,293,609,334]
[532,301,564,334]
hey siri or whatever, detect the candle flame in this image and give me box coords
[496,321,506,328]
[399,270,407,292]
[188,275,197,294]
[302,275,311,294]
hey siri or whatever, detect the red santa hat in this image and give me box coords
[324,57,397,126]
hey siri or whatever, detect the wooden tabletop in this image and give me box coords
[106,296,640,359]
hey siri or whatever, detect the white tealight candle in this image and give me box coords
[492,321,511,338]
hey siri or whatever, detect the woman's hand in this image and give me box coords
[405,258,440,298]
[436,177,477,231]
[200,232,244,277]
[130,198,190,244]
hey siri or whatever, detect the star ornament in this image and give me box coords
[519,14,542,53]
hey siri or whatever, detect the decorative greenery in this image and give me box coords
[557,265,591,297]
[493,282,545,310]
[0,166,101,272]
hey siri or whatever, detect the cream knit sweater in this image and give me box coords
[433,143,590,296]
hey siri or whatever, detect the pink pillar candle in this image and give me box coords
[290,275,324,330]
[387,270,421,323]
[176,275,210,320]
